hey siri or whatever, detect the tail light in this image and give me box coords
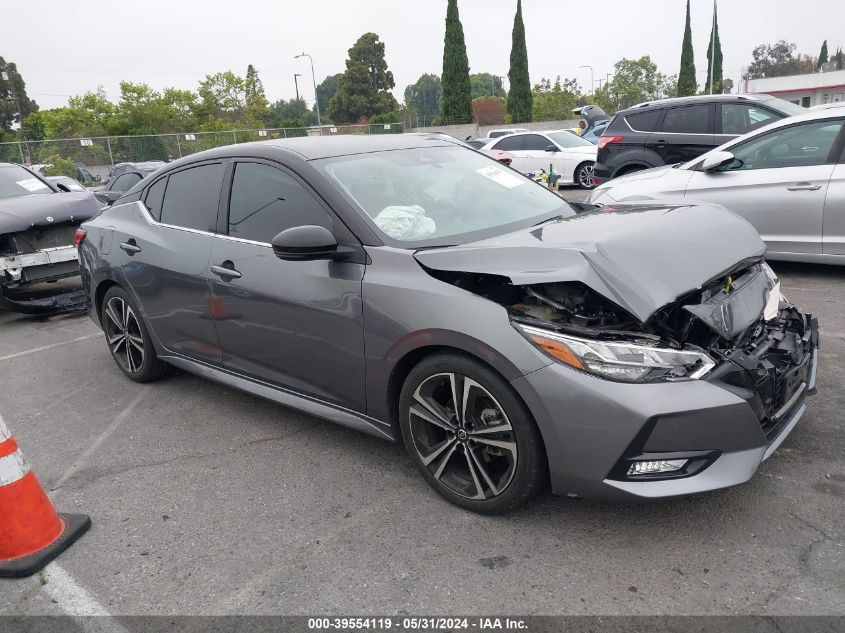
[74,229,87,247]
[597,135,624,151]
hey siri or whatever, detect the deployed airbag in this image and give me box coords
[374,205,436,240]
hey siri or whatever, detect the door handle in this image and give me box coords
[119,240,141,254]
[786,183,822,191]
[210,264,242,280]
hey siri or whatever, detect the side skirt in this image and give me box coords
[159,355,395,442]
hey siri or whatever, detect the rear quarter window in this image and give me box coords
[159,163,225,232]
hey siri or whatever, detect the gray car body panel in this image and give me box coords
[0,191,100,234]
[414,202,766,323]
[77,136,816,503]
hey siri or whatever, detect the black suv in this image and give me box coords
[594,94,805,183]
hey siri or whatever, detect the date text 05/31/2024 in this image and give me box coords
[307,617,528,630]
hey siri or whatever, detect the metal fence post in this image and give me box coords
[17,142,24,163]
[106,137,115,167]
[232,131,237,144]
[175,134,182,158]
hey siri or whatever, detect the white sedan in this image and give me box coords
[482,130,598,188]
[587,106,845,265]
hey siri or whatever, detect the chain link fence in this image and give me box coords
[0,122,405,184]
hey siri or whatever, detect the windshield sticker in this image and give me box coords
[16,178,49,192]
[475,165,525,189]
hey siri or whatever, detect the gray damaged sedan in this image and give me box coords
[77,135,819,513]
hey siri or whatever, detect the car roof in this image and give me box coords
[159,134,458,167]
[619,93,776,115]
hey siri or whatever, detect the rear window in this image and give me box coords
[624,110,663,132]
[159,163,224,232]
[661,105,712,134]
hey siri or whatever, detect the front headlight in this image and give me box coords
[516,324,715,383]
[587,187,613,204]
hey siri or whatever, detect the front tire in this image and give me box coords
[575,162,596,189]
[399,353,547,514]
[100,286,170,383]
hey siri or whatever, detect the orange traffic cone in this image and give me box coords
[0,414,90,577]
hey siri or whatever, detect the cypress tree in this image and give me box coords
[705,3,723,93]
[441,0,472,124]
[677,0,697,96]
[507,0,532,123]
[817,40,829,70]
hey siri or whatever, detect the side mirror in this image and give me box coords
[701,150,735,172]
[545,145,559,152]
[271,225,338,261]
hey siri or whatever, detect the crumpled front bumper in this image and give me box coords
[511,311,819,502]
[0,245,86,314]
[0,245,80,283]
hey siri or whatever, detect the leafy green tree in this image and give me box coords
[327,32,398,124]
[441,0,472,124]
[404,74,441,126]
[532,77,581,122]
[836,47,845,70]
[745,41,816,79]
[594,57,673,113]
[198,71,247,123]
[817,40,829,70]
[245,64,265,106]
[705,4,723,94]
[507,0,532,123]
[677,0,697,96]
[0,57,39,133]
[315,73,343,121]
[267,98,316,127]
[470,73,506,100]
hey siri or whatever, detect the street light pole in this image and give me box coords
[293,73,302,102]
[294,53,322,132]
[578,65,594,96]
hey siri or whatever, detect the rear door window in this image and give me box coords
[493,135,525,151]
[159,163,225,232]
[661,105,713,134]
[110,172,142,192]
[624,109,663,132]
[523,134,550,151]
[724,119,845,171]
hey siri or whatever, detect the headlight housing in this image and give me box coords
[516,324,715,383]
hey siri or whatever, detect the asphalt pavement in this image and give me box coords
[0,240,842,616]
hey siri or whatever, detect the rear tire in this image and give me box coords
[100,286,170,383]
[575,162,596,189]
[399,353,547,514]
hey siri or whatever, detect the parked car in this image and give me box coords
[486,128,529,139]
[594,94,806,184]
[466,138,491,149]
[573,104,610,143]
[0,163,100,313]
[588,106,845,265]
[482,130,598,188]
[95,161,164,206]
[78,135,818,513]
[46,175,86,192]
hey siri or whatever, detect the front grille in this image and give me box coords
[706,307,818,443]
[4,224,78,255]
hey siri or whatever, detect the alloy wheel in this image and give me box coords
[104,296,145,374]
[408,372,517,500]
[578,163,595,188]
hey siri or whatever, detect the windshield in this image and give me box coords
[763,96,806,117]
[317,146,573,247]
[0,165,52,199]
[547,131,595,148]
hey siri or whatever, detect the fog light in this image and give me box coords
[627,459,687,476]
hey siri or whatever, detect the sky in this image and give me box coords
[5,0,844,111]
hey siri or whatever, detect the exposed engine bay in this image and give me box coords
[428,260,818,431]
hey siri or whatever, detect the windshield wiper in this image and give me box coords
[533,214,564,227]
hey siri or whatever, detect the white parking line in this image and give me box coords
[0,333,100,363]
[51,386,151,492]
[42,563,111,616]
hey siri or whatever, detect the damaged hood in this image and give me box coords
[414,202,766,323]
[0,192,100,234]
